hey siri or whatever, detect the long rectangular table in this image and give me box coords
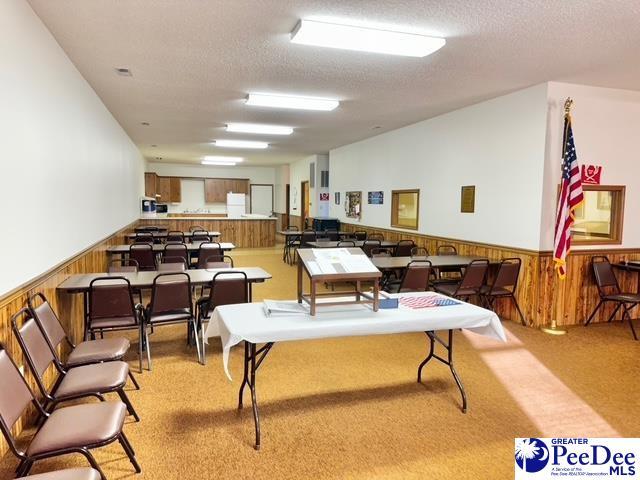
[126,230,221,241]
[205,292,505,449]
[306,240,397,249]
[371,255,493,270]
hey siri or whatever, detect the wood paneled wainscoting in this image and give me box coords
[0,222,136,459]
[137,218,276,248]
[340,223,640,328]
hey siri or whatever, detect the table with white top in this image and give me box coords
[205,292,506,449]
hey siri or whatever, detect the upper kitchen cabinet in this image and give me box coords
[144,172,158,197]
[156,176,171,202]
[169,177,181,203]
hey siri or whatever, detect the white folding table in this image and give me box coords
[205,292,506,449]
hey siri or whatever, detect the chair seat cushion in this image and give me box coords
[604,293,640,303]
[55,362,129,398]
[479,285,513,296]
[16,468,101,480]
[147,308,192,324]
[90,316,137,329]
[66,338,130,367]
[434,284,478,297]
[27,401,126,456]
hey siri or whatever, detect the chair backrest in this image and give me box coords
[191,230,210,242]
[11,308,59,398]
[490,258,522,293]
[300,230,316,247]
[148,273,192,316]
[371,248,391,258]
[458,260,489,292]
[108,258,139,273]
[89,277,137,321]
[166,230,184,243]
[209,271,248,309]
[205,255,234,269]
[353,231,367,241]
[136,226,160,232]
[411,247,429,258]
[361,240,381,257]
[158,259,188,272]
[395,240,416,257]
[324,229,340,241]
[27,293,68,351]
[197,242,223,269]
[591,256,620,295]
[368,233,384,242]
[189,225,205,232]
[134,231,154,243]
[163,243,188,263]
[285,225,299,231]
[399,260,432,292]
[129,242,156,270]
[437,244,458,256]
[0,344,39,456]
[337,241,356,247]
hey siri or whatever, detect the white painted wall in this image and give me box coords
[289,154,330,218]
[273,164,289,214]
[0,0,144,296]
[329,84,549,250]
[540,82,640,250]
[146,162,276,213]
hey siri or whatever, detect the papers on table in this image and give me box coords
[263,300,308,317]
[309,248,378,274]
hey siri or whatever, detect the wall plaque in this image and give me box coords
[461,186,475,213]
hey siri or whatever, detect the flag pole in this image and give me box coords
[541,98,574,336]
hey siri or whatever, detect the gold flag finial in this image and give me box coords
[564,97,573,115]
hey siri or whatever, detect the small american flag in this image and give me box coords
[400,295,459,309]
[553,106,584,278]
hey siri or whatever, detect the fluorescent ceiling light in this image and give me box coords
[290,19,446,58]
[202,156,244,162]
[202,160,238,166]
[226,123,293,135]
[246,93,339,111]
[214,139,269,149]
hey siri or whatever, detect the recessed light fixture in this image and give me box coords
[141,122,150,126]
[115,67,132,76]
[151,144,158,147]
[155,157,163,160]
[226,123,293,135]
[246,93,339,111]
[290,19,446,57]
[214,139,269,149]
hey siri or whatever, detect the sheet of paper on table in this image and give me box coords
[310,248,378,274]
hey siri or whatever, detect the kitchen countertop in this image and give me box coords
[140,216,277,221]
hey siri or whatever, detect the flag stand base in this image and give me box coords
[540,319,567,335]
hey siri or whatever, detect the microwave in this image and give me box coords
[155,203,169,214]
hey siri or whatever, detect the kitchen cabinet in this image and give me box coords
[144,172,157,197]
[204,178,249,202]
[169,177,181,202]
[156,177,171,202]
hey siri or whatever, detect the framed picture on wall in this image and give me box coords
[368,191,384,204]
[345,191,362,219]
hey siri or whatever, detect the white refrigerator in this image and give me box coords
[226,193,246,217]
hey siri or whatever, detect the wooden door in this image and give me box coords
[301,181,310,228]
[285,184,290,228]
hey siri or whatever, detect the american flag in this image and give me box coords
[553,110,584,278]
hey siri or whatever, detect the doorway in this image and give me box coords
[301,180,310,229]
[285,184,290,228]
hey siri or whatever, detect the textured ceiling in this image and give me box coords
[27,0,640,166]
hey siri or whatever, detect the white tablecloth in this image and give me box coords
[204,292,506,379]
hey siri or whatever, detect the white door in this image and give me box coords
[250,184,273,215]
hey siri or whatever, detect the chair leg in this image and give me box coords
[511,295,527,326]
[145,327,152,371]
[117,389,140,422]
[138,325,144,374]
[119,433,142,473]
[607,303,622,323]
[585,299,604,326]
[201,321,207,365]
[128,370,140,390]
[78,448,107,480]
[192,318,202,364]
[16,459,33,477]
[622,305,639,340]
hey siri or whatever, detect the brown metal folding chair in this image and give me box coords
[11,308,139,422]
[0,344,140,480]
[480,258,526,325]
[434,259,489,302]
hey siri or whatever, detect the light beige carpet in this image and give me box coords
[1,246,639,479]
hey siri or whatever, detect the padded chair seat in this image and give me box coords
[66,338,130,367]
[147,308,192,324]
[27,401,126,456]
[479,285,513,296]
[434,284,479,297]
[16,468,101,480]
[90,316,137,329]
[604,293,640,303]
[55,361,129,398]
